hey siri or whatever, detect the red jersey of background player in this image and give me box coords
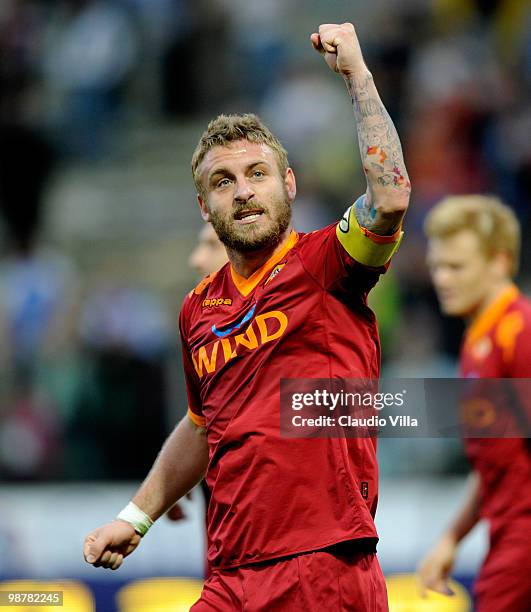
[180,221,398,570]
[460,284,531,601]
[460,285,531,525]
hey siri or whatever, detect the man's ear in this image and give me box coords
[197,194,209,221]
[284,168,297,203]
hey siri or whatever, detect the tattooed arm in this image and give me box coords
[347,71,410,234]
[311,23,411,235]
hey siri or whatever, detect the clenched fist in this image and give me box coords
[83,520,141,570]
[310,23,367,77]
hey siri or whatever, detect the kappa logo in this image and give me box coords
[264,263,286,286]
[202,297,232,308]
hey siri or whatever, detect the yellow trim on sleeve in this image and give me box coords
[336,204,403,267]
[187,407,206,428]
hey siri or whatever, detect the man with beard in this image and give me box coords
[418,195,531,611]
[83,23,410,610]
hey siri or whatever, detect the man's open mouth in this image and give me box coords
[234,209,265,224]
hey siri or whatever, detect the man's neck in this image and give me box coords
[465,279,514,328]
[228,227,293,279]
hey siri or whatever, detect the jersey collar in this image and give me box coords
[230,230,299,297]
[465,284,519,345]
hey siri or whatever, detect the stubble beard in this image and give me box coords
[209,193,292,254]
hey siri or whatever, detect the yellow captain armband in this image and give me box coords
[336,202,404,267]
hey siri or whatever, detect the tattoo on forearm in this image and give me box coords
[355,195,377,227]
[348,72,410,232]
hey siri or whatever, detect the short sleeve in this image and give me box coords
[297,198,402,298]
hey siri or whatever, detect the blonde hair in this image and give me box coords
[424,195,521,276]
[191,113,289,196]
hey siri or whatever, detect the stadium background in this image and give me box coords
[0,0,529,609]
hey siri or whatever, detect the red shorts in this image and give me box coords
[191,541,388,611]
[475,521,531,612]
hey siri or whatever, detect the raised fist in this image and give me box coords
[310,23,366,77]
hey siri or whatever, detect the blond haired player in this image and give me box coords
[419,195,531,611]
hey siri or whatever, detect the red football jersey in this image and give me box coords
[179,223,393,569]
[460,285,531,532]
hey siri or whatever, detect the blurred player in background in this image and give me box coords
[188,222,229,278]
[84,22,411,610]
[419,195,531,611]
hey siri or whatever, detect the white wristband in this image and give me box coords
[116,501,154,536]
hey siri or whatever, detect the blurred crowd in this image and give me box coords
[0,0,530,481]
